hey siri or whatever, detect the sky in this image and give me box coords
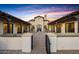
[0,4,79,21]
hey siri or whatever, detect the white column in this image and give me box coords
[27,25,30,32]
[75,21,78,33]
[13,23,17,34]
[55,25,56,33]
[75,16,79,33]
[0,21,3,34]
[34,21,36,32]
[61,23,65,33]
[42,25,44,32]
[22,25,24,33]
[35,20,37,32]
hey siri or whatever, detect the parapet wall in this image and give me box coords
[46,33,79,52]
[0,33,32,53]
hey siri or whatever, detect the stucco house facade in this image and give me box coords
[0,11,31,36]
[45,11,79,53]
[0,10,79,54]
[29,15,49,32]
[48,11,79,34]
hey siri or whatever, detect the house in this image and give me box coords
[29,15,49,32]
[1,10,79,53]
[46,11,79,53]
[48,11,79,34]
[0,11,31,36]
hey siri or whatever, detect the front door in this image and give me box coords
[37,24,42,32]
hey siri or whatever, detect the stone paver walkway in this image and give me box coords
[31,32,47,54]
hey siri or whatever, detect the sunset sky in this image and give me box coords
[0,4,79,21]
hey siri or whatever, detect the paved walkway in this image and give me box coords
[31,32,47,54]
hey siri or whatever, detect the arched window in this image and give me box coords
[17,23,22,33]
[65,22,74,33]
[37,24,42,32]
[3,18,13,33]
[56,24,61,33]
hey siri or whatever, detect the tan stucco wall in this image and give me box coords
[29,17,48,32]
[29,21,35,26]
[35,17,44,32]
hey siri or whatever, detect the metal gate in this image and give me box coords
[45,35,51,54]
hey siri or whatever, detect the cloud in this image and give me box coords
[46,11,74,18]
[20,11,74,21]
[15,5,78,17]
[16,5,77,12]
[10,5,79,21]
[0,4,79,21]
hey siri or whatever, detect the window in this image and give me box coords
[52,25,55,32]
[48,25,52,32]
[56,24,61,33]
[17,23,22,33]
[65,22,74,33]
[3,24,8,33]
[10,23,13,33]
[3,20,13,33]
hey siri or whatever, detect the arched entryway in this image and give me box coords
[37,24,42,32]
